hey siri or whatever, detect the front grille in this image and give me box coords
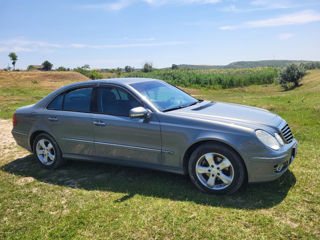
[281,123,293,143]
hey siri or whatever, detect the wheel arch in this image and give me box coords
[182,139,248,180]
[29,130,56,152]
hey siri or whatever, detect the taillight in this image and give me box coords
[13,113,17,126]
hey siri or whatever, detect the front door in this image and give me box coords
[92,86,162,164]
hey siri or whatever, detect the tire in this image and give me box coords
[32,133,65,169]
[188,142,246,194]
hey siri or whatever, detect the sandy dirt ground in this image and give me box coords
[0,119,28,159]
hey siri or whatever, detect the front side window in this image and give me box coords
[96,87,141,116]
[64,88,93,112]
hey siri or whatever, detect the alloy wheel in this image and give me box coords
[195,152,234,190]
[36,138,56,166]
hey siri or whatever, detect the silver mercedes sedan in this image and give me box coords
[11,78,298,194]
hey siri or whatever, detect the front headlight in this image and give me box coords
[275,133,284,146]
[255,130,280,150]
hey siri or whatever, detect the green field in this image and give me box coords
[0,70,319,239]
[124,68,278,89]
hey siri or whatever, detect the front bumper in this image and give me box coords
[246,139,298,183]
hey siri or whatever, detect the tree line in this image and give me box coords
[4,52,315,89]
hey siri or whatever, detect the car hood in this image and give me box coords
[171,101,282,128]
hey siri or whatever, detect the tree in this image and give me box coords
[8,52,18,70]
[171,64,179,70]
[143,62,153,72]
[278,63,306,90]
[125,65,134,72]
[81,64,90,70]
[42,60,53,71]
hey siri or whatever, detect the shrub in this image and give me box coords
[27,65,35,71]
[88,70,103,80]
[278,63,306,90]
[56,66,69,71]
[74,67,103,80]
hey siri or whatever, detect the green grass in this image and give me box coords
[0,70,320,239]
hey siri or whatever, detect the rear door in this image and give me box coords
[45,87,95,156]
[92,85,162,165]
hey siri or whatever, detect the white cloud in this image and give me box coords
[0,39,62,52]
[144,0,221,5]
[80,0,221,11]
[69,41,186,49]
[81,0,132,11]
[183,0,220,3]
[0,38,185,53]
[221,1,320,13]
[122,36,155,41]
[220,10,320,30]
[250,0,292,9]
[278,33,294,40]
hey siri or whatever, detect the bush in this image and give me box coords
[56,66,69,71]
[88,70,103,80]
[42,60,53,71]
[278,63,306,90]
[27,65,35,71]
[300,61,320,70]
[74,67,103,80]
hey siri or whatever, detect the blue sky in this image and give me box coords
[1,0,320,69]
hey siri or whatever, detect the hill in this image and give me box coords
[178,60,320,69]
[0,71,89,118]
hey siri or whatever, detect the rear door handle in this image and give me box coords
[48,116,58,121]
[93,121,106,127]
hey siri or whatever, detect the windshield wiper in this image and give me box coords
[163,105,186,112]
[163,100,202,112]
[187,99,202,107]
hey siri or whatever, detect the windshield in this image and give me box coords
[130,81,198,112]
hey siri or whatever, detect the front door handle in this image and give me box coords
[93,121,106,127]
[48,116,58,121]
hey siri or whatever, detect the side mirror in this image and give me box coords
[129,107,151,119]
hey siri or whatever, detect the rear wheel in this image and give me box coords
[33,133,65,169]
[188,143,245,194]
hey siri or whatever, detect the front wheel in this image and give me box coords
[188,143,246,194]
[33,133,65,169]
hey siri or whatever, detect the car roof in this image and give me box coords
[35,78,163,109]
[73,77,163,88]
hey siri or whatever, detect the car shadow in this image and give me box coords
[1,154,296,210]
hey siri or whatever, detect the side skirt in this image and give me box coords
[63,153,184,175]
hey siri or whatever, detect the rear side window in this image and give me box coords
[47,94,64,110]
[64,88,93,112]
